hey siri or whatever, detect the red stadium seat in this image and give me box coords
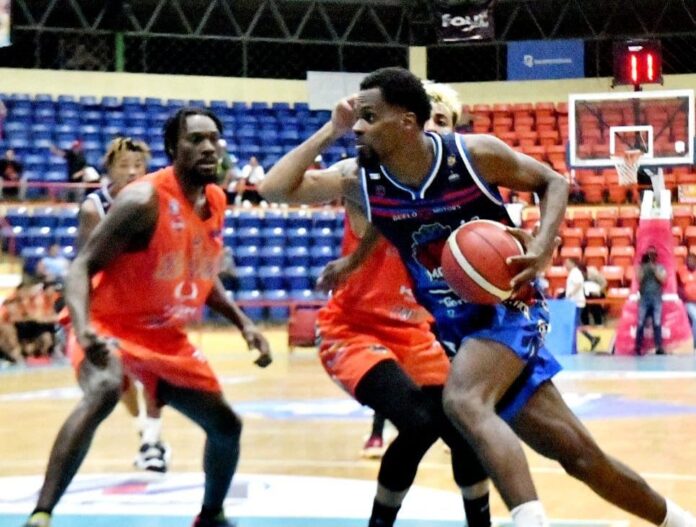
[521,207,540,230]
[606,287,630,318]
[672,205,693,231]
[672,226,684,246]
[674,245,688,268]
[585,227,607,247]
[569,209,593,231]
[584,246,608,268]
[619,206,640,229]
[595,208,619,229]
[545,265,568,297]
[561,227,584,248]
[608,227,634,247]
[684,226,696,248]
[610,246,636,268]
[560,246,583,263]
[601,265,625,289]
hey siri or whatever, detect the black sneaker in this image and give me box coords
[133,441,171,473]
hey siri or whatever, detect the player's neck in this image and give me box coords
[381,134,434,188]
[174,168,207,207]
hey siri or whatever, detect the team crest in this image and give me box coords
[411,223,451,274]
[447,154,456,167]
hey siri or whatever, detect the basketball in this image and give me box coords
[441,220,524,305]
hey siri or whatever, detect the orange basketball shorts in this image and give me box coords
[316,312,449,397]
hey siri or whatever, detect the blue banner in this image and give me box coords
[546,299,577,355]
[507,40,584,80]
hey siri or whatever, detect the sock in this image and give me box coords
[464,494,491,527]
[511,500,549,527]
[141,417,163,445]
[371,413,386,438]
[368,500,400,527]
[661,499,695,527]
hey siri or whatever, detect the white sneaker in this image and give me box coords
[134,441,171,473]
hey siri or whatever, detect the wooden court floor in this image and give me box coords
[1,326,696,525]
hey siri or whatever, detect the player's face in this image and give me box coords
[353,88,409,165]
[176,115,220,184]
[108,150,146,193]
[425,102,454,134]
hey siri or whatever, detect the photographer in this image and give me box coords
[635,246,667,355]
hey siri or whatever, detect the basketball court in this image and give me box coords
[1,328,696,526]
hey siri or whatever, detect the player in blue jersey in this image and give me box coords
[75,137,171,474]
[265,67,695,527]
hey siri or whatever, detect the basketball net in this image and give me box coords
[612,149,642,186]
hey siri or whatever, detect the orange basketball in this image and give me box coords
[441,220,524,305]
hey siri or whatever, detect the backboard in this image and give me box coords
[568,89,695,168]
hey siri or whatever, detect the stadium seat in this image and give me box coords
[265,290,289,321]
[584,246,608,268]
[235,290,264,322]
[606,287,630,318]
[4,206,31,228]
[285,266,311,290]
[560,227,584,248]
[568,209,593,231]
[258,266,284,290]
[544,266,568,297]
[236,227,262,246]
[618,206,640,229]
[261,227,286,247]
[584,227,607,247]
[521,207,540,230]
[608,227,634,247]
[259,246,285,267]
[672,226,684,246]
[595,208,618,229]
[672,205,693,231]
[234,246,260,267]
[601,265,625,289]
[286,210,313,230]
[674,245,688,268]
[235,266,258,291]
[222,227,236,248]
[559,246,582,263]
[610,246,635,268]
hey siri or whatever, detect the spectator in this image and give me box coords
[216,139,244,204]
[50,140,100,202]
[504,191,527,227]
[677,252,696,348]
[239,155,265,205]
[583,265,607,326]
[635,246,667,355]
[36,244,70,284]
[564,258,600,351]
[0,148,25,200]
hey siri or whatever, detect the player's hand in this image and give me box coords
[316,256,355,293]
[242,325,272,368]
[505,227,560,289]
[78,327,112,369]
[331,95,357,138]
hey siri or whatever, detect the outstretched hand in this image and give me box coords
[505,227,560,289]
[331,95,357,138]
[242,325,272,368]
[316,256,356,293]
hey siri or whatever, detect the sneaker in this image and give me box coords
[191,511,236,527]
[589,336,601,352]
[656,347,666,355]
[361,435,386,459]
[134,441,171,473]
[22,512,51,527]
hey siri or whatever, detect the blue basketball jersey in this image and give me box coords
[360,131,561,419]
[83,185,114,219]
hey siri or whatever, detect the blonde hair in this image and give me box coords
[103,137,151,170]
[423,81,461,125]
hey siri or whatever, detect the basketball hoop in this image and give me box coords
[612,149,642,186]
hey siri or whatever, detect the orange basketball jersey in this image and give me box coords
[318,215,432,329]
[89,167,225,332]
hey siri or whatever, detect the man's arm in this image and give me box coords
[65,183,157,363]
[205,278,272,367]
[466,134,569,287]
[258,96,361,205]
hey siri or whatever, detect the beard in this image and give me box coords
[356,145,379,167]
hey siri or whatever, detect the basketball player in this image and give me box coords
[261,67,695,527]
[22,108,272,527]
[259,82,492,527]
[74,137,174,473]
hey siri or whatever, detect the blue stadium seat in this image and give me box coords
[222,227,236,247]
[285,266,311,290]
[260,246,285,267]
[265,289,289,321]
[27,226,54,249]
[235,211,263,229]
[231,102,248,113]
[309,265,324,286]
[235,266,258,291]
[5,207,31,228]
[288,288,315,302]
[310,246,334,267]
[262,209,286,229]
[234,245,260,267]
[58,109,80,124]
[55,226,77,246]
[311,227,335,248]
[261,227,286,247]
[258,266,284,290]
[100,96,120,109]
[235,290,264,322]
[286,246,311,267]
[293,102,309,112]
[286,210,313,230]
[82,110,103,124]
[143,97,162,106]
[223,209,236,228]
[61,245,76,260]
[57,207,79,227]
[20,246,46,274]
[209,100,229,113]
[236,227,262,246]
[57,95,76,104]
[31,206,59,228]
[79,95,99,107]
[313,209,337,229]
[286,227,311,248]
[150,156,168,170]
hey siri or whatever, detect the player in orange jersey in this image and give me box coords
[75,136,174,473]
[259,83,491,527]
[23,108,271,527]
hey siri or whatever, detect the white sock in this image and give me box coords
[511,500,549,527]
[661,499,695,527]
[141,417,163,445]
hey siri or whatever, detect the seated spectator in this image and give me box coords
[583,266,607,325]
[36,244,70,284]
[0,149,25,200]
[2,282,57,360]
[504,191,527,227]
[216,140,244,204]
[238,155,266,205]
